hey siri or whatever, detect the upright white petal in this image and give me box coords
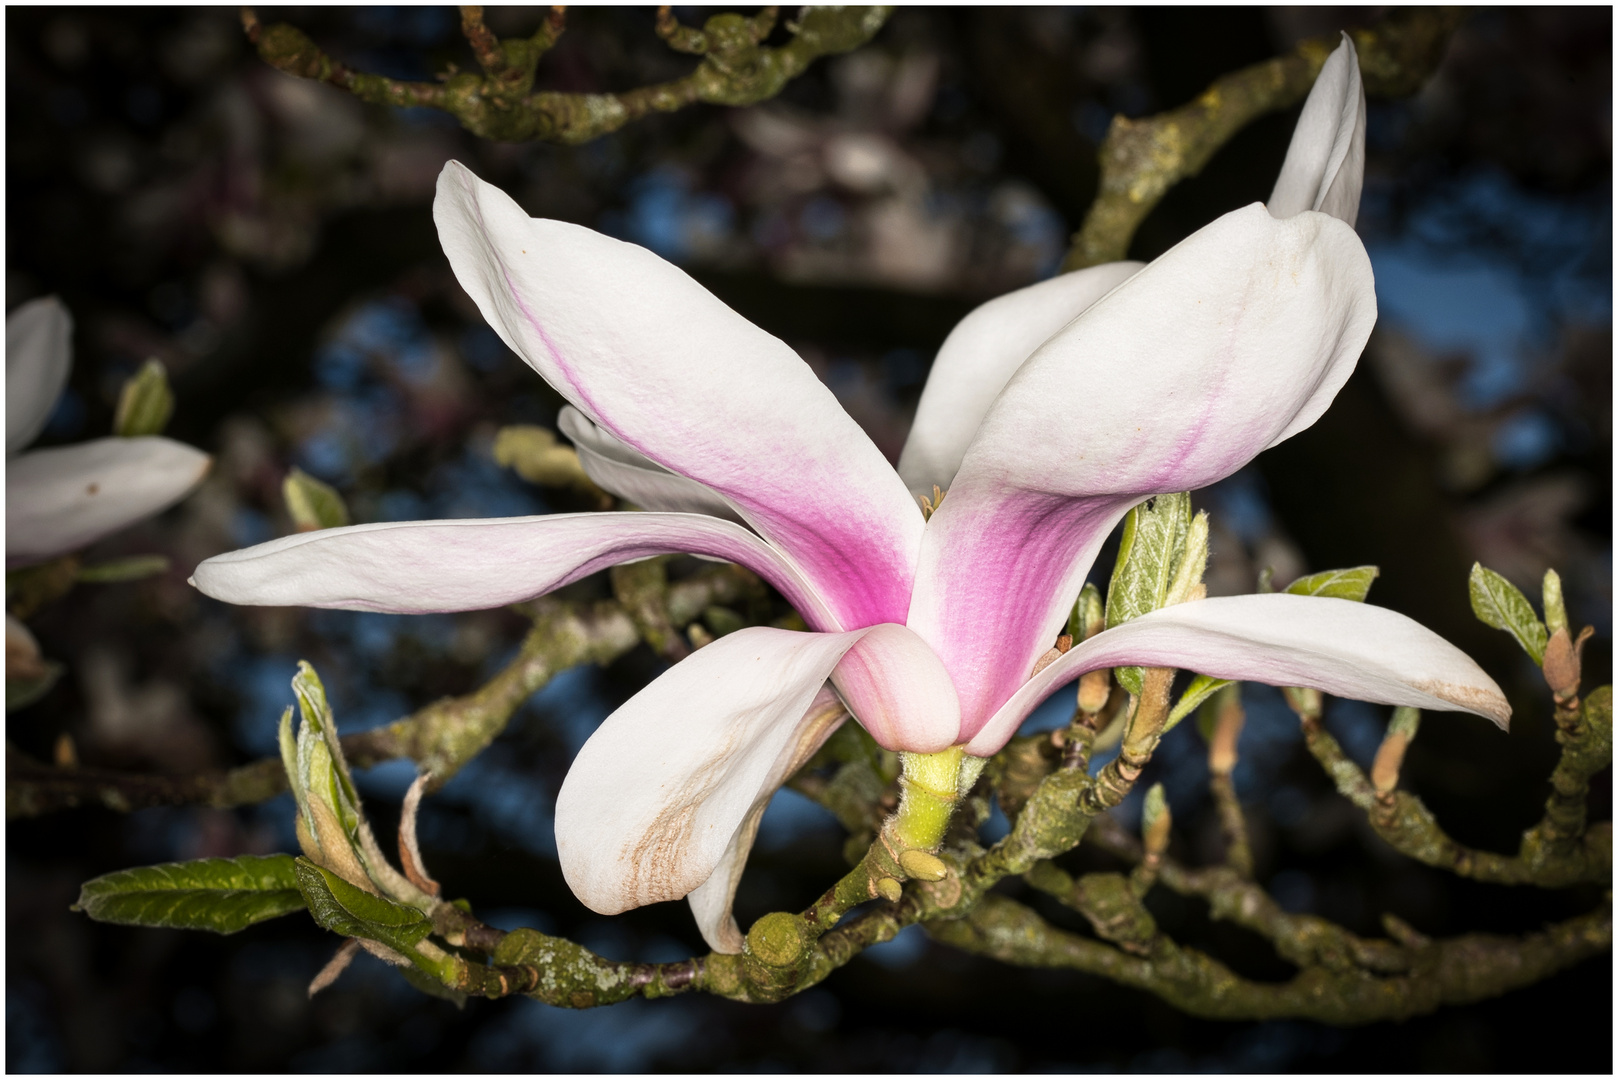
[6,297,73,456]
[191,511,843,631]
[7,437,210,564]
[965,594,1510,756]
[911,204,1376,739]
[897,261,1143,494]
[558,406,743,523]
[554,627,866,950]
[686,687,847,953]
[434,161,923,629]
[1269,34,1367,227]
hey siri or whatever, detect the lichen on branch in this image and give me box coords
[239,5,894,144]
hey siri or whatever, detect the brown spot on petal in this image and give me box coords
[1416,679,1511,731]
[86,483,99,495]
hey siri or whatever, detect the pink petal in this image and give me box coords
[829,623,961,752]
[964,594,1511,756]
[555,628,862,944]
[1269,35,1366,227]
[190,511,843,630]
[6,296,72,455]
[897,261,1142,494]
[910,203,1376,739]
[434,162,922,628]
[7,437,211,564]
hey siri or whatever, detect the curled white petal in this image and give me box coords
[7,437,210,564]
[558,406,743,523]
[191,511,843,631]
[965,594,1511,756]
[434,161,923,629]
[912,204,1376,739]
[897,261,1142,494]
[1269,34,1367,227]
[686,687,848,953]
[6,297,73,456]
[555,628,864,950]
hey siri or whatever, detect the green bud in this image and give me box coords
[1141,783,1171,856]
[702,605,745,638]
[283,468,349,531]
[492,425,608,504]
[1542,568,1568,638]
[113,359,174,437]
[1388,706,1421,741]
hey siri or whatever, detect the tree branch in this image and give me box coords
[241,6,892,144]
[6,564,762,819]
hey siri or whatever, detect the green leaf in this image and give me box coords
[113,359,174,437]
[283,467,350,530]
[73,855,305,934]
[1165,674,1232,734]
[76,555,170,584]
[1283,565,1380,602]
[1468,562,1548,664]
[702,605,745,638]
[1105,493,1192,695]
[294,857,432,953]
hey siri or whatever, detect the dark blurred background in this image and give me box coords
[6,6,1611,1072]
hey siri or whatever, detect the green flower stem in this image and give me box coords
[891,746,965,851]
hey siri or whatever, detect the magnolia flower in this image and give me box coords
[192,40,1506,952]
[6,297,211,567]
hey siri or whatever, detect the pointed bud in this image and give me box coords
[1284,685,1321,721]
[1542,625,1593,705]
[1542,569,1568,638]
[1371,707,1420,793]
[898,849,948,882]
[1077,669,1111,716]
[113,359,174,437]
[283,467,350,532]
[493,424,610,505]
[1142,783,1171,857]
[1207,684,1245,775]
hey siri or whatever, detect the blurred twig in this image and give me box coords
[1062,7,1468,270]
[5,564,762,819]
[240,6,892,144]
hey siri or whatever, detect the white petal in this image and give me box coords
[1269,34,1367,227]
[910,203,1376,738]
[434,162,923,629]
[191,511,844,630]
[897,261,1143,493]
[686,686,847,953]
[965,594,1510,756]
[828,622,960,752]
[7,437,210,564]
[558,406,743,523]
[6,297,73,456]
[554,628,861,944]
